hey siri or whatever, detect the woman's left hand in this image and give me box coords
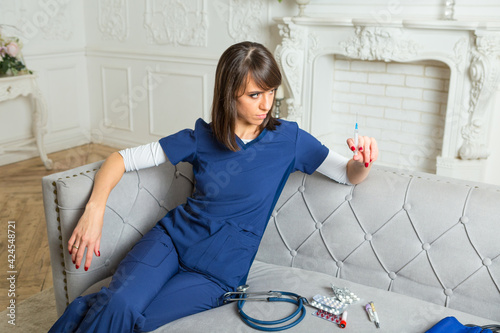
[346,136,379,168]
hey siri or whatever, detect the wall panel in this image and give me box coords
[101,66,132,131]
[47,66,81,132]
[149,70,207,136]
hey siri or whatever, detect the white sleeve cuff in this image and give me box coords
[316,150,352,185]
[118,141,167,172]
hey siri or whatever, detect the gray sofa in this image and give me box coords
[42,160,500,332]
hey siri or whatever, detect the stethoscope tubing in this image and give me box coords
[236,291,307,331]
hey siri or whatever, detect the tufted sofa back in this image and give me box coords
[256,166,500,321]
[43,161,194,315]
[44,161,500,321]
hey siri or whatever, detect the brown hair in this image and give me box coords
[211,41,282,152]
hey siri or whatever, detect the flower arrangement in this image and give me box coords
[0,30,31,76]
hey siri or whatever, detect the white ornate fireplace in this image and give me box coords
[274,16,500,181]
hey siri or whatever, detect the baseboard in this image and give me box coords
[0,132,91,167]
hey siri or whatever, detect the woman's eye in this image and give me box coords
[249,93,259,98]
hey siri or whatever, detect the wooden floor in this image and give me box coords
[0,144,116,309]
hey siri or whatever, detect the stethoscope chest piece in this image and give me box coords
[237,284,249,293]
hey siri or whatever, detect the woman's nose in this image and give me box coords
[260,94,273,110]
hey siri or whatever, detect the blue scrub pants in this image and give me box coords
[49,224,231,333]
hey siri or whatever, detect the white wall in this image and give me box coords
[0,0,296,164]
[0,0,90,165]
[82,0,296,149]
[1,0,499,185]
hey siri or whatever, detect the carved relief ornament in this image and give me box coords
[98,0,129,41]
[451,38,469,73]
[459,32,500,160]
[340,26,420,62]
[144,0,208,47]
[227,0,267,43]
[274,20,307,122]
[39,1,73,40]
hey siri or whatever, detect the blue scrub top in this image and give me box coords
[159,118,328,288]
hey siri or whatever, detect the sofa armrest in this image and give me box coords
[42,160,193,316]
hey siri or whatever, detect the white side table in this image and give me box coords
[0,74,53,170]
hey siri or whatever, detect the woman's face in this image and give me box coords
[235,77,275,134]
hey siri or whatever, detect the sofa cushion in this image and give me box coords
[82,261,498,332]
[156,261,499,332]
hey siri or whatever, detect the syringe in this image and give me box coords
[354,121,359,156]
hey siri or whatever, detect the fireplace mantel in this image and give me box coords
[280,16,500,30]
[274,16,500,181]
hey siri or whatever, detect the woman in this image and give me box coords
[50,41,378,332]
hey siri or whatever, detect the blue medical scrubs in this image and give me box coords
[49,118,328,333]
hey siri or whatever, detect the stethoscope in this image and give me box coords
[223,285,308,331]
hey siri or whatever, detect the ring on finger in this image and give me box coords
[72,245,79,249]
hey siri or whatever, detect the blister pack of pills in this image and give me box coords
[311,309,341,324]
[309,294,348,315]
[312,310,348,329]
[331,284,360,304]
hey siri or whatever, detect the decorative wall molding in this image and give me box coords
[307,32,320,64]
[39,1,73,40]
[144,0,208,47]
[24,49,86,60]
[86,47,218,65]
[213,0,268,44]
[101,66,133,132]
[275,18,307,124]
[340,26,421,62]
[459,32,500,160]
[98,0,129,42]
[227,0,267,43]
[147,69,208,137]
[451,38,469,73]
[45,65,81,133]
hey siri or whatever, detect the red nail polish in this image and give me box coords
[69,250,72,255]
[351,146,355,151]
[359,147,363,151]
[72,260,75,264]
[84,267,88,271]
[98,251,101,257]
[76,265,79,269]
[365,162,369,168]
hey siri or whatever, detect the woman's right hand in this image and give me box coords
[67,151,126,271]
[68,201,105,271]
